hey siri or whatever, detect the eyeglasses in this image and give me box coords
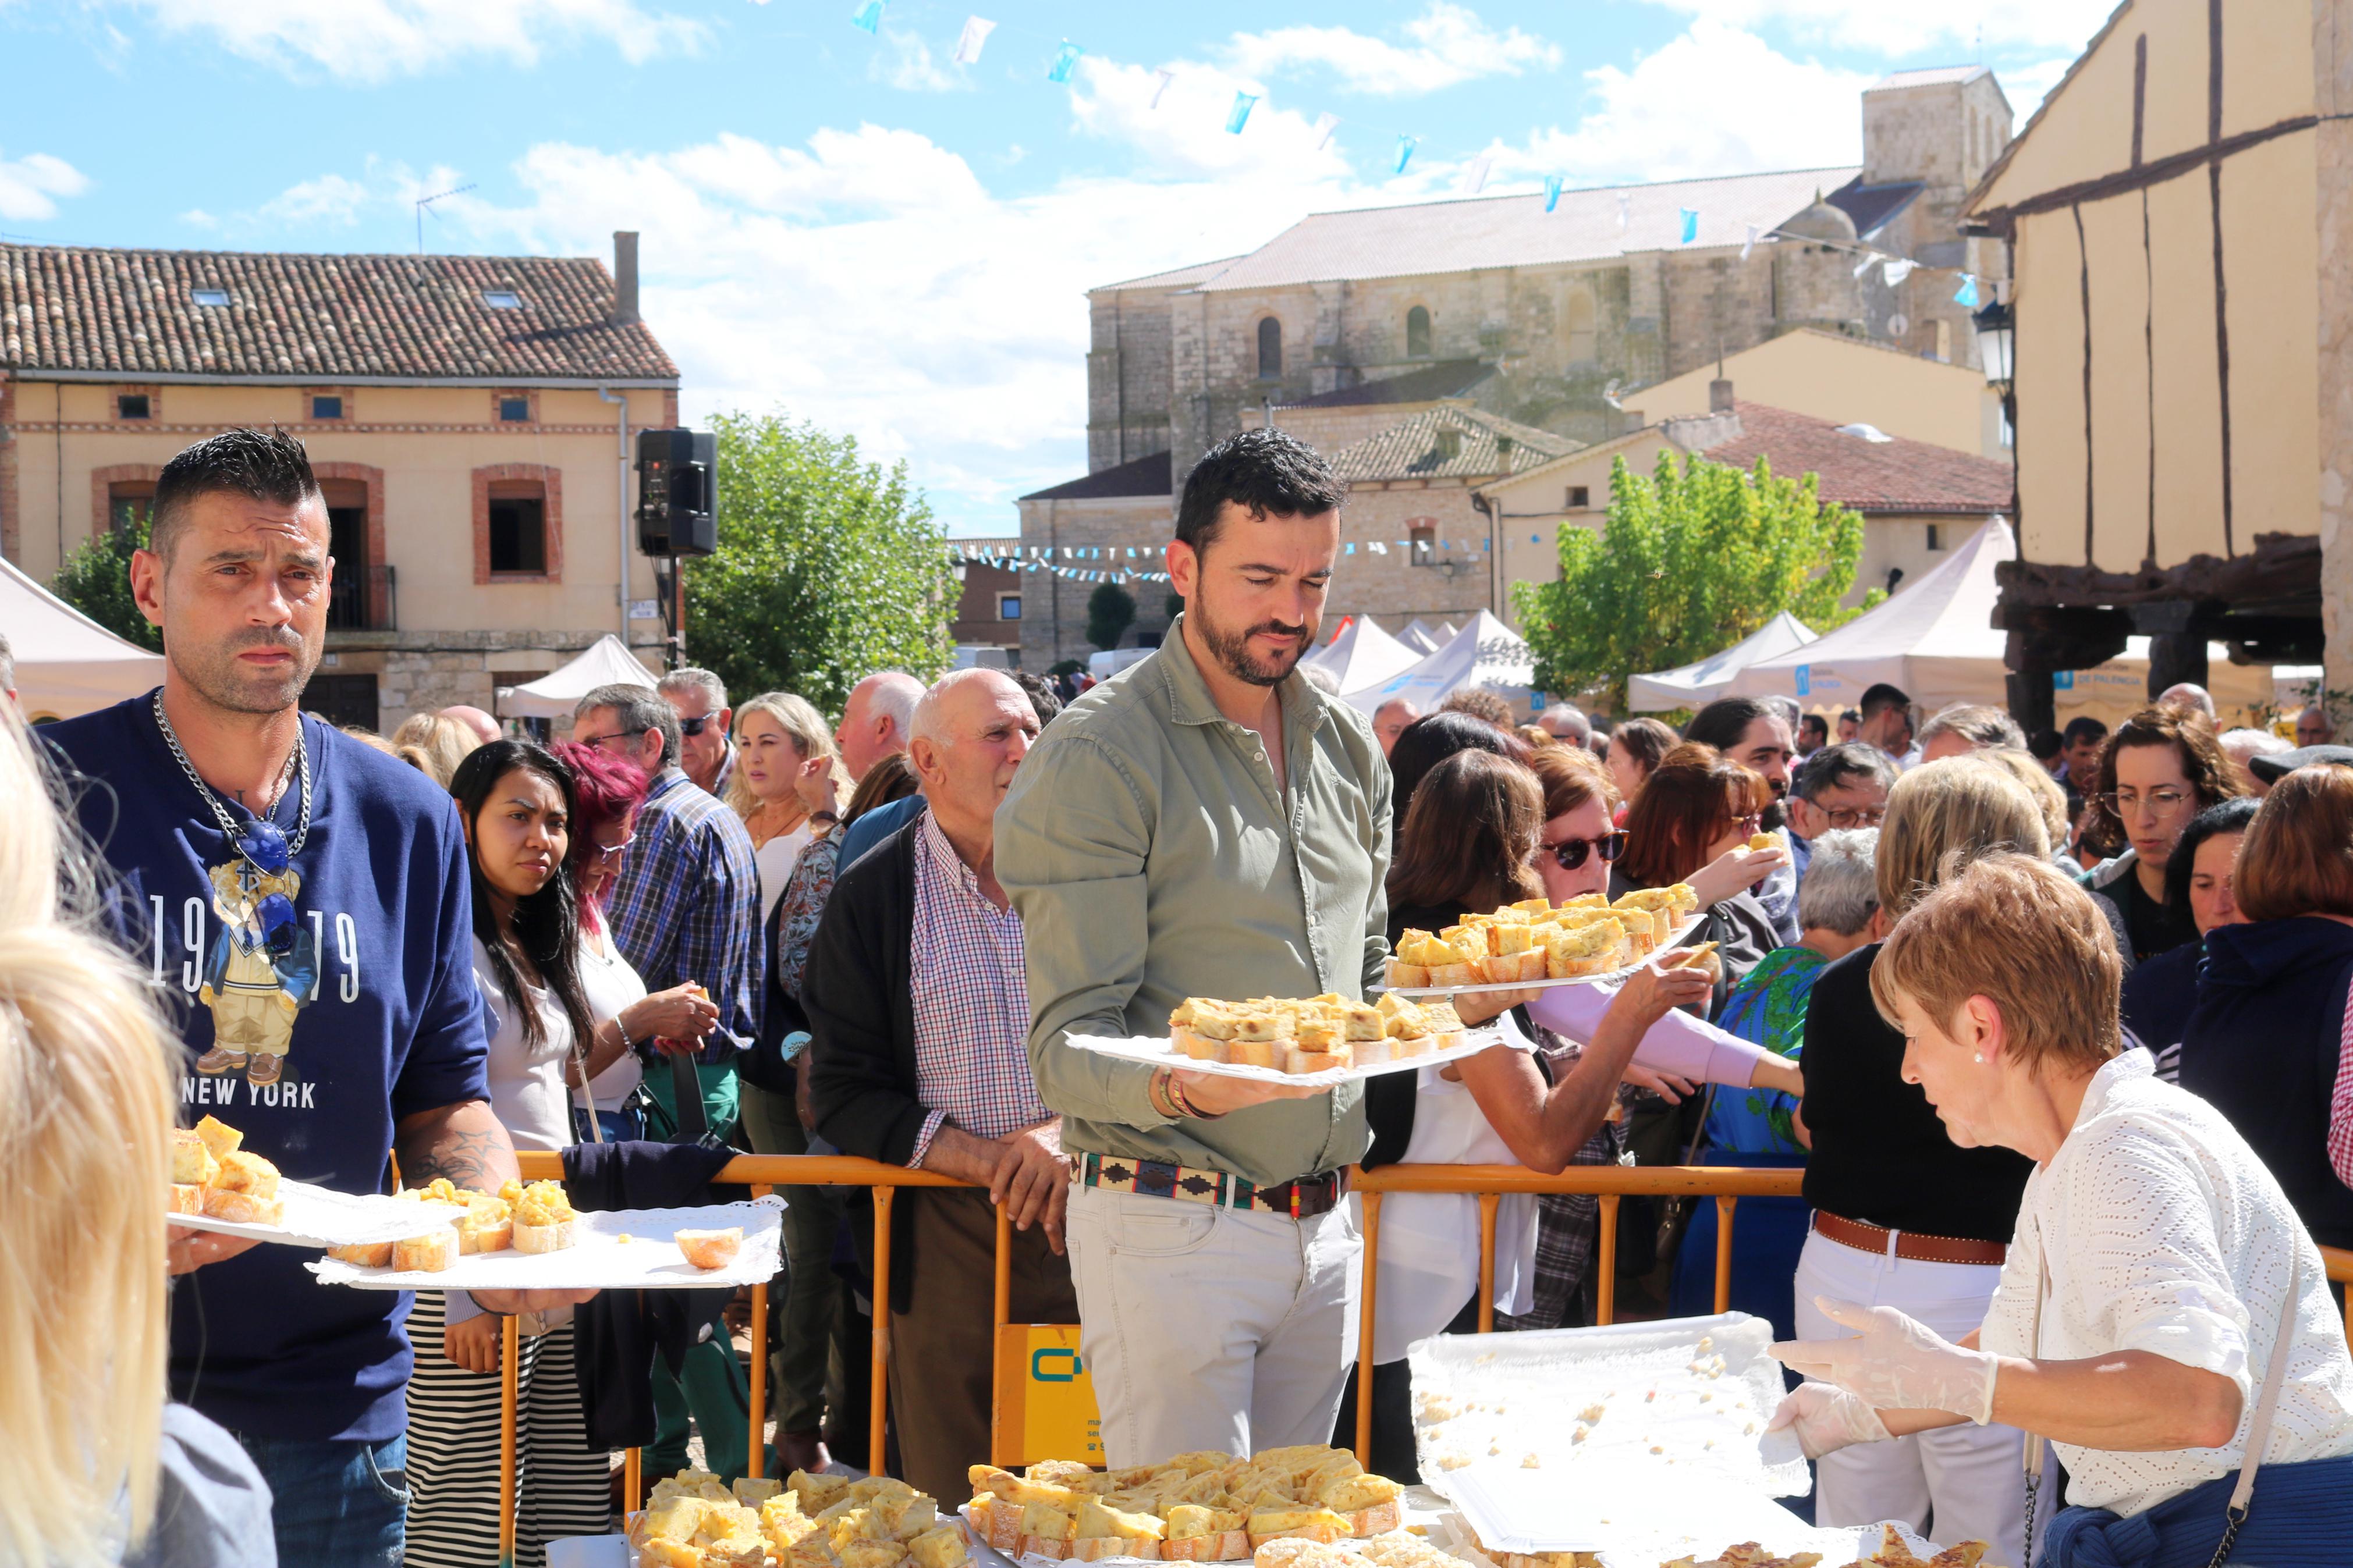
[1727,810,1763,831]
[1816,804,1886,829]
[576,726,647,752]
[2094,788,2193,817]
[1538,829,1627,872]
[588,833,636,864]
[677,714,714,737]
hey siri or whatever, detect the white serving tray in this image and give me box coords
[309,1196,784,1291]
[1435,1499,1942,1568]
[1380,913,1709,998]
[169,1179,469,1249]
[1064,1027,1520,1087]
[1409,1313,1809,1502]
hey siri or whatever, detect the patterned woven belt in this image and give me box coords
[1073,1150,1345,1219]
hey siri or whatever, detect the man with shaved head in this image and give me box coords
[806,667,1067,1501]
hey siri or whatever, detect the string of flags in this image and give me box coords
[842,6,1990,303]
[949,533,1516,584]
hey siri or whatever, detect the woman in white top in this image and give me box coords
[1770,852,2353,1568]
[727,692,839,926]
[1346,749,1801,1479]
[408,739,627,1566]
[555,738,722,1142]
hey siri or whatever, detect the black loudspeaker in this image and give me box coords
[636,428,718,557]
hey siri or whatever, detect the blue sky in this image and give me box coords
[0,0,2112,535]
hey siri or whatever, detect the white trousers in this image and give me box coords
[1066,1183,1361,1467]
[1793,1230,2036,1567]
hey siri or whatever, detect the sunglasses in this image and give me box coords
[677,714,715,737]
[1538,829,1627,872]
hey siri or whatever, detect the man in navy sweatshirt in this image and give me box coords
[45,429,592,1568]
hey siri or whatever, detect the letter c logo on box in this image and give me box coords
[1032,1348,1085,1382]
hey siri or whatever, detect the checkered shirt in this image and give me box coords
[907,809,1048,1165]
[605,767,765,1061]
[2329,979,2353,1190]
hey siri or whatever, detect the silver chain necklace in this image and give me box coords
[152,689,314,856]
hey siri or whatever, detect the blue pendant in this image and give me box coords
[240,819,292,874]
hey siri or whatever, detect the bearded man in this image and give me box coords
[996,427,1390,1464]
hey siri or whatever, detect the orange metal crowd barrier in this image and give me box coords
[486,1151,2353,1565]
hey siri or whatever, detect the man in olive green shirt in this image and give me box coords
[996,427,1391,1464]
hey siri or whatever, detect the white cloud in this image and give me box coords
[1512,20,1868,184]
[1066,58,1361,181]
[260,172,374,226]
[407,120,1416,530]
[1225,1,1560,97]
[871,27,961,92]
[1638,0,2114,57]
[116,0,705,81]
[179,207,220,228]
[0,150,90,221]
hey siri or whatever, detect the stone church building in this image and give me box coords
[1018,67,2017,671]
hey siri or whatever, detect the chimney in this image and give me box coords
[1709,376,1734,414]
[610,231,640,326]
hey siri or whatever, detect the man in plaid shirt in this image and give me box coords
[572,682,764,1128]
[805,668,1066,1503]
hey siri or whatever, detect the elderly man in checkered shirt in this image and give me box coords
[805,667,1066,1503]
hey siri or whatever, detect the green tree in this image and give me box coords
[1087,581,1137,651]
[1513,449,1880,710]
[682,411,956,717]
[52,514,162,651]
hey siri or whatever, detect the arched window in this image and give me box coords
[1406,305,1431,358]
[1257,317,1282,379]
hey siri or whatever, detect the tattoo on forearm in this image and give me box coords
[398,1125,504,1192]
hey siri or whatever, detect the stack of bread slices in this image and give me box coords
[1168,994,1468,1074]
[169,1115,282,1225]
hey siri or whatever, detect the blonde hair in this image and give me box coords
[0,706,176,1560]
[1875,755,2050,917]
[1872,851,2122,1074]
[726,692,835,822]
[389,712,482,788]
[1979,746,2072,852]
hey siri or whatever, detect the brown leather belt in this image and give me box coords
[1812,1210,2007,1266]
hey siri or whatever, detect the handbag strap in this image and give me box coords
[668,1047,713,1145]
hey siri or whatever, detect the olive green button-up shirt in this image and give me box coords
[995,618,1392,1187]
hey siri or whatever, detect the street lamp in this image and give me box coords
[1972,298,2015,447]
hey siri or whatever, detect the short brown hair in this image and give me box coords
[1606,717,1677,777]
[1388,750,1544,912]
[1529,744,1619,821]
[1619,742,1764,888]
[2234,765,2353,920]
[1871,852,2122,1073]
[1875,755,2049,917]
[1438,687,1517,731]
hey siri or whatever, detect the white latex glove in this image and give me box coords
[1763,1381,1892,1461]
[1770,1296,2001,1422]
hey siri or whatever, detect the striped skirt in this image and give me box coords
[403,1292,613,1568]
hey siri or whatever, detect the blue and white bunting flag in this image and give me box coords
[850,0,882,33]
[953,15,994,64]
[1149,67,1174,108]
[1954,274,1981,308]
[1458,155,1491,195]
[1226,91,1258,135]
[1543,175,1563,213]
[1048,40,1081,83]
[1678,208,1698,244]
[1312,112,1340,150]
[1393,135,1417,175]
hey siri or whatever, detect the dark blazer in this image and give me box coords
[2178,916,2353,1250]
[802,817,928,1310]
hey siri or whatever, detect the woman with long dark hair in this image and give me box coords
[404,739,615,1566]
[1343,750,1794,1477]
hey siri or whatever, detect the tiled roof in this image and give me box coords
[1,244,677,382]
[1699,401,2014,515]
[1186,166,1864,292]
[1020,449,1173,502]
[1095,256,1248,293]
[1277,360,1494,410]
[1328,406,1581,483]
[1871,65,1994,91]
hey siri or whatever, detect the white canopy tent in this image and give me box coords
[0,554,166,721]
[1344,609,1539,719]
[1397,618,1445,656]
[497,634,658,720]
[1628,611,1817,712]
[1726,520,2274,727]
[1302,616,1422,695]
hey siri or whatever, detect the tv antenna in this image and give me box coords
[414,183,476,254]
